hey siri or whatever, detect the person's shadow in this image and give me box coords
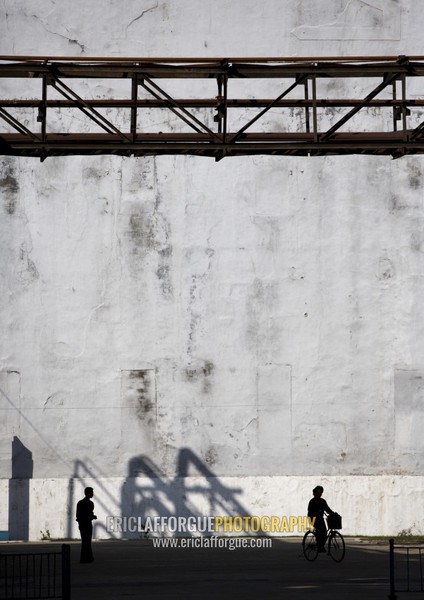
[9,436,33,540]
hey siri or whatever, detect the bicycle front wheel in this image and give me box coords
[302,531,318,561]
[328,530,345,562]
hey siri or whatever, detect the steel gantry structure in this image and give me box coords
[2,55,424,160]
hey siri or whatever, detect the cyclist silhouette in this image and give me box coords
[307,485,334,552]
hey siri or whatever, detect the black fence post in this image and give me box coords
[389,538,397,600]
[61,544,71,600]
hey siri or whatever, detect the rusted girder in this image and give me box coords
[1,56,424,160]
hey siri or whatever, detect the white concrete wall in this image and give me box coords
[2,0,424,539]
[2,475,424,540]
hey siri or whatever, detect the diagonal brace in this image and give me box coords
[49,73,132,142]
[0,107,40,141]
[410,119,424,140]
[229,75,308,144]
[322,72,399,141]
[140,75,221,142]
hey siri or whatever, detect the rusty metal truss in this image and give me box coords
[2,55,424,160]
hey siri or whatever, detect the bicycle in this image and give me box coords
[302,513,345,563]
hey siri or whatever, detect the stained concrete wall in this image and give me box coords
[1,0,424,539]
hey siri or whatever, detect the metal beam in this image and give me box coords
[1,56,424,159]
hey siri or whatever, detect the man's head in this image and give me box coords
[313,485,324,498]
[84,487,94,498]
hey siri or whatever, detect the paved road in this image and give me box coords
[1,537,420,599]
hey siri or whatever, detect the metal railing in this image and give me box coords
[0,544,70,600]
[389,538,424,599]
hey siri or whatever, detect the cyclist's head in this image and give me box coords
[313,485,324,497]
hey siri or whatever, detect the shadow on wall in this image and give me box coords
[121,448,248,538]
[9,436,33,541]
[68,448,252,540]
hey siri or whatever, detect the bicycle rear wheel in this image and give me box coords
[328,530,345,562]
[302,531,318,561]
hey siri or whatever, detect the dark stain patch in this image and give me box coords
[2,177,18,214]
[159,246,172,259]
[187,309,201,358]
[0,160,19,215]
[252,215,281,253]
[389,194,406,212]
[126,202,172,283]
[411,233,424,253]
[17,245,39,284]
[202,361,214,377]
[156,264,169,280]
[185,248,215,356]
[186,360,214,379]
[125,369,156,420]
[378,257,395,280]
[203,447,217,468]
[136,388,154,414]
[26,257,39,280]
[409,164,422,190]
[185,360,215,394]
[246,278,279,351]
[83,167,110,180]
[128,212,155,250]
[156,245,173,299]
[185,367,196,380]
[156,262,173,298]
[129,369,146,379]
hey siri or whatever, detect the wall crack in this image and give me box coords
[126,2,159,30]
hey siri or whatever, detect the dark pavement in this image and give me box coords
[1,537,421,599]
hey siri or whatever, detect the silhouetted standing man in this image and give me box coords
[76,487,97,563]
